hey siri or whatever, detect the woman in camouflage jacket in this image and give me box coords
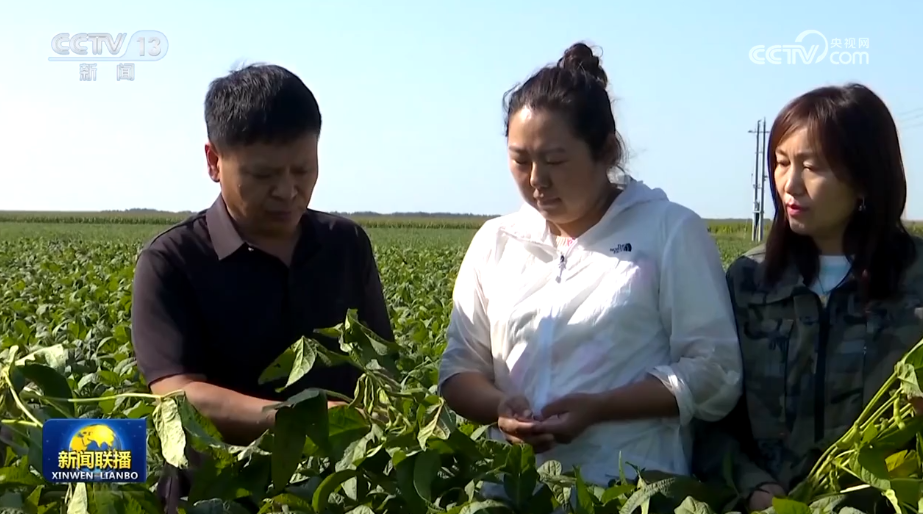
[694,83,923,512]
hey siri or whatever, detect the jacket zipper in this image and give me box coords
[496,227,577,283]
[555,243,579,283]
[813,294,831,443]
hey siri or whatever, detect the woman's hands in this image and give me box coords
[497,393,603,451]
[497,395,557,453]
[532,393,602,444]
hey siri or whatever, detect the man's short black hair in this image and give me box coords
[204,63,322,151]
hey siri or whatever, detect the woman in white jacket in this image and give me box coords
[437,42,744,487]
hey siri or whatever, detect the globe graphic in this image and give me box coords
[68,424,123,472]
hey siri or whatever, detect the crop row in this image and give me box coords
[0,211,768,236]
[0,228,920,513]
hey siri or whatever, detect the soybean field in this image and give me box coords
[2,213,923,514]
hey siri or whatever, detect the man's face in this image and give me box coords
[205,132,319,238]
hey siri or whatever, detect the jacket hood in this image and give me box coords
[504,179,670,246]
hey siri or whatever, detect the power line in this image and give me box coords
[897,108,923,133]
[897,107,923,117]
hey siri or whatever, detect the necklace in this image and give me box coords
[816,274,847,307]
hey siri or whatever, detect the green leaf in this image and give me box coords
[343,312,401,376]
[270,389,330,455]
[500,445,539,511]
[270,391,328,491]
[0,492,23,509]
[187,499,252,514]
[23,485,43,514]
[574,468,597,514]
[152,398,188,469]
[17,364,74,417]
[270,407,307,492]
[418,401,449,449]
[312,469,356,513]
[258,337,317,392]
[770,497,812,514]
[0,468,44,489]
[897,362,923,399]
[807,494,846,514]
[327,405,370,461]
[346,507,376,514]
[450,499,514,513]
[395,453,427,514]
[412,449,440,502]
[869,411,923,453]
[65,483,88,514]
[15,345,68,371]
[674,496,717,514]
[87,486,119,514]
[886,450,919,478]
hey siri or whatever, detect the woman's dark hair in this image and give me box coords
[763,83,915,302]
[502,42,626,173]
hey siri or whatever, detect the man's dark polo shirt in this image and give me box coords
[131,196,394,511]
[131,195,394,400]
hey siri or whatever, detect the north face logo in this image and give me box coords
[610,243,632,254]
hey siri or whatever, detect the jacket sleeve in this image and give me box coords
[648,211,743,425]
[437,224,496,392]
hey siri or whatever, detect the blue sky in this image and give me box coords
[1,0,921,219]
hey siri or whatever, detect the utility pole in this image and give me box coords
[757,116,768,241]
[748,118,770,242]
[748,120,762,242]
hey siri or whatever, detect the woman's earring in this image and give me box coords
[858,198,866,212]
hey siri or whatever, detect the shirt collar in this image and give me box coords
[206,195,246,260]
[205,195,319,262]
[748,257,859,305]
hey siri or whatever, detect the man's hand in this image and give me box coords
[747,483,786,512]
[534,393,601,444]
[910,396,923,414]
[497,394,556,453]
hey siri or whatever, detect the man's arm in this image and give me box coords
[131,247,283,445]
[149,375,277,445]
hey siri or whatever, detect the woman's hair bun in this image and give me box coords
[557,42,607,88]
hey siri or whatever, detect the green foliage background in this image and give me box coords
[1,215,923,513]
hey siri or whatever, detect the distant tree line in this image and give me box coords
[103,208,499,218]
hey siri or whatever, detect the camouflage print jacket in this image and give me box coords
[694,238,923,496]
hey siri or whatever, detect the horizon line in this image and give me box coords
[2,209,920,223]
[0,208,759,220]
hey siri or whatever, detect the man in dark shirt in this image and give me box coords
[130,63,393,511]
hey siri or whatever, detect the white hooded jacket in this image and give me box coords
[438,180,743,486]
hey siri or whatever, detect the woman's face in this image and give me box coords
[507,107,612,231]
[774,126,860,252]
